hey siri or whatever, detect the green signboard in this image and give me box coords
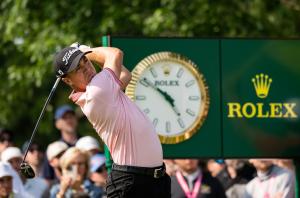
[110,37,300,158]
[222,39,300,158]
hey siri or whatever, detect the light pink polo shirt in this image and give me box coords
[69,68,163,167]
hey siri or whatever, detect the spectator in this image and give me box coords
[207,159,226,177]
[0,161,26,197]
[22,141,45,177]
[1,147,23,173]
[273,159,295,171]
[207,159,234,191]
[42,105,80,186]
[2,147,49,198]
[89,154,107,190]
[54,105,79,147]
[45,141,69,185]
[50,147,103,198]
[164,159,178,176]
[0,128,14,157]
[171,159,226,198]
[244,159,295,198]
[0,161,19,198]
[75,136,101,156]
[225,159,255,198]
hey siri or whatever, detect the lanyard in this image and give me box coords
[264,177,274,198]
[176,171,202,198]
[259,175,274,198]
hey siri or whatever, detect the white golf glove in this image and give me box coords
[70,42,91,52]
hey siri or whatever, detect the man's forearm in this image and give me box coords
[82,46,131,89]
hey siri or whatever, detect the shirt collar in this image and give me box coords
[183,168,201,182]
[69,90,83,103]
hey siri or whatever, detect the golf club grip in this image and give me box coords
[22,77,61,162]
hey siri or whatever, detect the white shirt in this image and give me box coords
[24,177,48,198]
[244,165,295,198]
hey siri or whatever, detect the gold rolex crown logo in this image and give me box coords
[252,73,272,98]
[162,64,170,76]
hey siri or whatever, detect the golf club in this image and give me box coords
[20,77,61,178]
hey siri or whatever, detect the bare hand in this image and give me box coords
[59,175,72,194]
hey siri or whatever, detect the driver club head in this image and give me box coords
[20,162,35,179]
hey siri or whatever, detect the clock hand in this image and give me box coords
[142,78,181,116]
[142,78,174,104]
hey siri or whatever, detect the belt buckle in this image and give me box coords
[154,167,164,179]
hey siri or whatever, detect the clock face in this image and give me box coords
[126,52,209,144]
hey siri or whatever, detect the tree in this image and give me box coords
[0,0,299,146]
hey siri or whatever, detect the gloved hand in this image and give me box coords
[70,42,91,52]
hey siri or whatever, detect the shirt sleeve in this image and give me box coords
[104,68,124,88]
[275,170,296,198]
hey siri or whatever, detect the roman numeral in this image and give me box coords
[143,108,150,114]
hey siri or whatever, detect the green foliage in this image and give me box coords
[0,0,300,146]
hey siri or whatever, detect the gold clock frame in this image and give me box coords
[126,52,210,144]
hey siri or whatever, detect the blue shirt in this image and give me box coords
[50,179,103,198]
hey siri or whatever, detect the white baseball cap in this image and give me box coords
[0,162,13,178]
[46,141,68,161]
[75,136,100,152]
[1,147,23,162]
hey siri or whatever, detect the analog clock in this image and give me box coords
[126,52,210,144]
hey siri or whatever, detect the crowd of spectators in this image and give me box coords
[0,104,297,198]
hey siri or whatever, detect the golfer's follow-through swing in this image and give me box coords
[20,45,91,178]
[21,42,171,198]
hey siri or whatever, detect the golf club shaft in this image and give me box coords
[22,77,61,163]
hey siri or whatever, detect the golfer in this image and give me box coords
[53,44,171,198]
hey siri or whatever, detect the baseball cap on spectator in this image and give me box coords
[1,147,23,162]
[215,159,225,164]
[54,105,75,120]
[90,154,106,173]
[0,162,13,178]
[75,136,100,152]
[46,141,68,161]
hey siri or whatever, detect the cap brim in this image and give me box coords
[67,50,92,73]
[0,173,12,178]
[91,163,105,172]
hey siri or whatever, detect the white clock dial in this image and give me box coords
[135,61,202,136]
[126,52,209,144]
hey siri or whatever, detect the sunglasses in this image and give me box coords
[95,165,106,173]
